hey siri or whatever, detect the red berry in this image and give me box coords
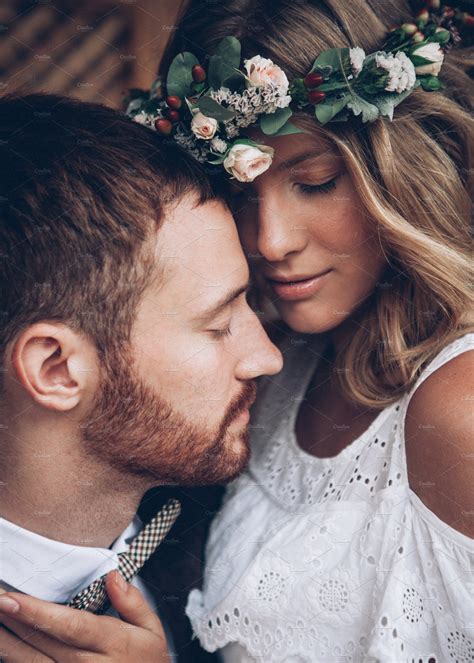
[154,118,173,135]
[463,12,474,26]
[166,95,182,109]
[442,6,455,19]
[412,30,425,42]
[401,22,418,35]
[303,72,324,88]
[308,90,326,105]
[192,65,206,83]
[165,109,180,123]
[416,9,429,23]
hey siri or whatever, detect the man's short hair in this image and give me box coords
[0,93,225,368]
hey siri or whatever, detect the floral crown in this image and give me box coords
[125,1,472,182]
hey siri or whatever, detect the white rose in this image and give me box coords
[223,143,274,182]
[412,42,444,76]
[191,112,218,140]
[244,55,289,95]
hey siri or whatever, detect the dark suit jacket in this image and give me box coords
[138,485,224,663]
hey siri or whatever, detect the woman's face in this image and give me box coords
[231,131,387,334]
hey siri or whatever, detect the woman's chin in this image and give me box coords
[277,302,345,336]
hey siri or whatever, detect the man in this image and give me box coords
[0,93,282,659]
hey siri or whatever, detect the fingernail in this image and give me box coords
[115,572,128,593]
[0,596,20,613]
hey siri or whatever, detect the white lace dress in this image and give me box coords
[185,332,474,663]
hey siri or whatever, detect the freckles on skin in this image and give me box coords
[130,198,249,428]
[281,183,384,332]
[235,131,387,334]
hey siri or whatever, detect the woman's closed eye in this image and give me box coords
[294,175,339,196]
[208,326,232,340]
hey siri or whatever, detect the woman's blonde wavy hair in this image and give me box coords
[161,0,474,408]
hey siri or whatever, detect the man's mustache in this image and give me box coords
[229,381,258,421]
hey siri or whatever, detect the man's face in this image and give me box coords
[82,195,283,486]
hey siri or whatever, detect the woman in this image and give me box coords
[0,1,472,661]
[161,1,474,660]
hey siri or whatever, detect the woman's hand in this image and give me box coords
[0,570,169,662]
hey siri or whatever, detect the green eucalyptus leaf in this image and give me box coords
[215,36,242,69]
[418,75,443,91]
[222,68,246,92]
[289,78,309,106]
[431,30,450,44]
[372,81,420,120]
[330,109,351,122]
[167,52,199,98]
[192,81,207,94]
[207,55,224,89]
[317,80,348,93]
[207,55,239,90]
[311,48,349,77]
[315,94,350,124]
[259,107,292,135]
[271,121,305,136]
[197,96,236,121]
[409,54,435,67]
[346,95,380,123]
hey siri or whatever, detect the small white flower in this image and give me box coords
[132,112,150,126]
[412,42,444,76]
[210,137,228,153]
[244,55,289,95]
[375,51,416,93]
[223,143,274,182]
[191,111,218,140]
[349,47,366,77]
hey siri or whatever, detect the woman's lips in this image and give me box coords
[267,269,333,301]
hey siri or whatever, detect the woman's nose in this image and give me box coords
[256,198,307,263]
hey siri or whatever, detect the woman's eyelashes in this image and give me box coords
[294,175,339,196]
[208,326,232,340]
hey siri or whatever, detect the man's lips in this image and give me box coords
[265,269,333,301]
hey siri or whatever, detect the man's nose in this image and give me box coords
[235,319,284,380]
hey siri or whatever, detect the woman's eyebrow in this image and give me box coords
[275,148,338,173]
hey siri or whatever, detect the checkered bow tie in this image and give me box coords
[68,498,181,614]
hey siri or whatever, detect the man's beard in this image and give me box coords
[81,349,256,486]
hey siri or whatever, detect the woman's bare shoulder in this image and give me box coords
[405,349,474,538]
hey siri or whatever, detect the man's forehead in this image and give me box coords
[153,195,249,307]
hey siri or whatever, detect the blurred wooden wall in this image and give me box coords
[0,0,185,108]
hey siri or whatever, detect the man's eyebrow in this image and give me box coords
[275,148,337,173]
[196,281,251,322]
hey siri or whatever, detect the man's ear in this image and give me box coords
[10,322,99,412]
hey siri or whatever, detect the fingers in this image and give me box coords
[0,592,114,651]
[0,624,54,663]
[105,571,166,638]
[0,614,86,661]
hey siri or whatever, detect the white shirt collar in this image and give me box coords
[0,515,142,603]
